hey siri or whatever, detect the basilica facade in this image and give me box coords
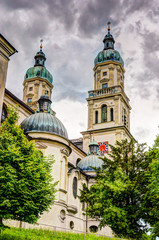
[0,24,133,236]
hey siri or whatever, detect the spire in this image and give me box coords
[107,21,111,33]
[103,21,115,50]
[40,39,43,51]
[34,39,46,67]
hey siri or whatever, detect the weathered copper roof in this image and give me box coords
[21,112,68,138]
[77,154,103,171]
[25,66,53,84]
[94,49,124,67]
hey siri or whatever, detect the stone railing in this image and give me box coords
[88,86,129,102]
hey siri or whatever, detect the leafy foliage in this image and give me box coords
[79,139,152,239]
[0,106,57,225]
[143,135,159,239]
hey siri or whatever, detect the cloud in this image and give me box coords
[123,0,154,14]
[1,0,159,144]
[78,0,121,37]
[134,127,150,143]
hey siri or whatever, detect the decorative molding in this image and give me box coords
[60,148,70,157]
[100,78,109,83]
[35,142,47,149]
[59,188,67,194]
[67,205,78,214]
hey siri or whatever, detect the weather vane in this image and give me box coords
[40,39,43,50]
[107,21,111,32]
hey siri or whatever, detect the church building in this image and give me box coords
[0,23,133,236]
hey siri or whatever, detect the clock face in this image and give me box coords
[98,142,108,155]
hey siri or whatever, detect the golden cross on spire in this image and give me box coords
[107,21,111,32]
[40,39,43,50]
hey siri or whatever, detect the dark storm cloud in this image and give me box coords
[1,0,159,105]
[139,31,159,100]
[1,0,37,9]
[2,0,77,32]
[45,0,78,30]
[78,0,121,37]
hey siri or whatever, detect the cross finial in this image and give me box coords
[40,39,43,50]
[107,21,111,33]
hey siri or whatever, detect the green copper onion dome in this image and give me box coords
[77,140,103,171]
[24,43,53,84]
[21,95,68,139]
[94,22,124,67]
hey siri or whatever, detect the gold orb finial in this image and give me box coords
[40,39,43,50]
[107,21,111,32]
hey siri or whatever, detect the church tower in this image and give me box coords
[82,23,132,154]
[23,41,53,111]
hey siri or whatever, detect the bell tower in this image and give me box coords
[23,40,53,111]
[82,23,133,153]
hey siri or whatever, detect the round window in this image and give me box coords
[73,177,77,199]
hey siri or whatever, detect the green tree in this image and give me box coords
[143,135,159,239]
[0,106,57,226]
[79,139,152,239]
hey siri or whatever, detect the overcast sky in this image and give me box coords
[1,0,159,147]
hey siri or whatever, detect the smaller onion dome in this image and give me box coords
[77,140,103,171]
[94,22,124,67]
[21,95,68,139]
[94,49,124,67]
[25,66,53,84]
[24,41,53,84]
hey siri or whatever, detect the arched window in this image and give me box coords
[101,105,107,122]
[70,221,74,229]
[1,105,7,123]
[95,111,98,124]
[110,108,114,121]
[73,177,77,199]
[89,225,98,233]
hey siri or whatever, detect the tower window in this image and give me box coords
[45,90,49,95]
[101,105,107,122]
[95,111,98,124]
[124,115,127,126]
[103,72,107,76]
[29,87,33,91]
[102,83,108,89]
[106,43,109,48]
[28,98,32,103]
[110,108,114,121]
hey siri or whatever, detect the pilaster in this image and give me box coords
[0,34,17,118]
